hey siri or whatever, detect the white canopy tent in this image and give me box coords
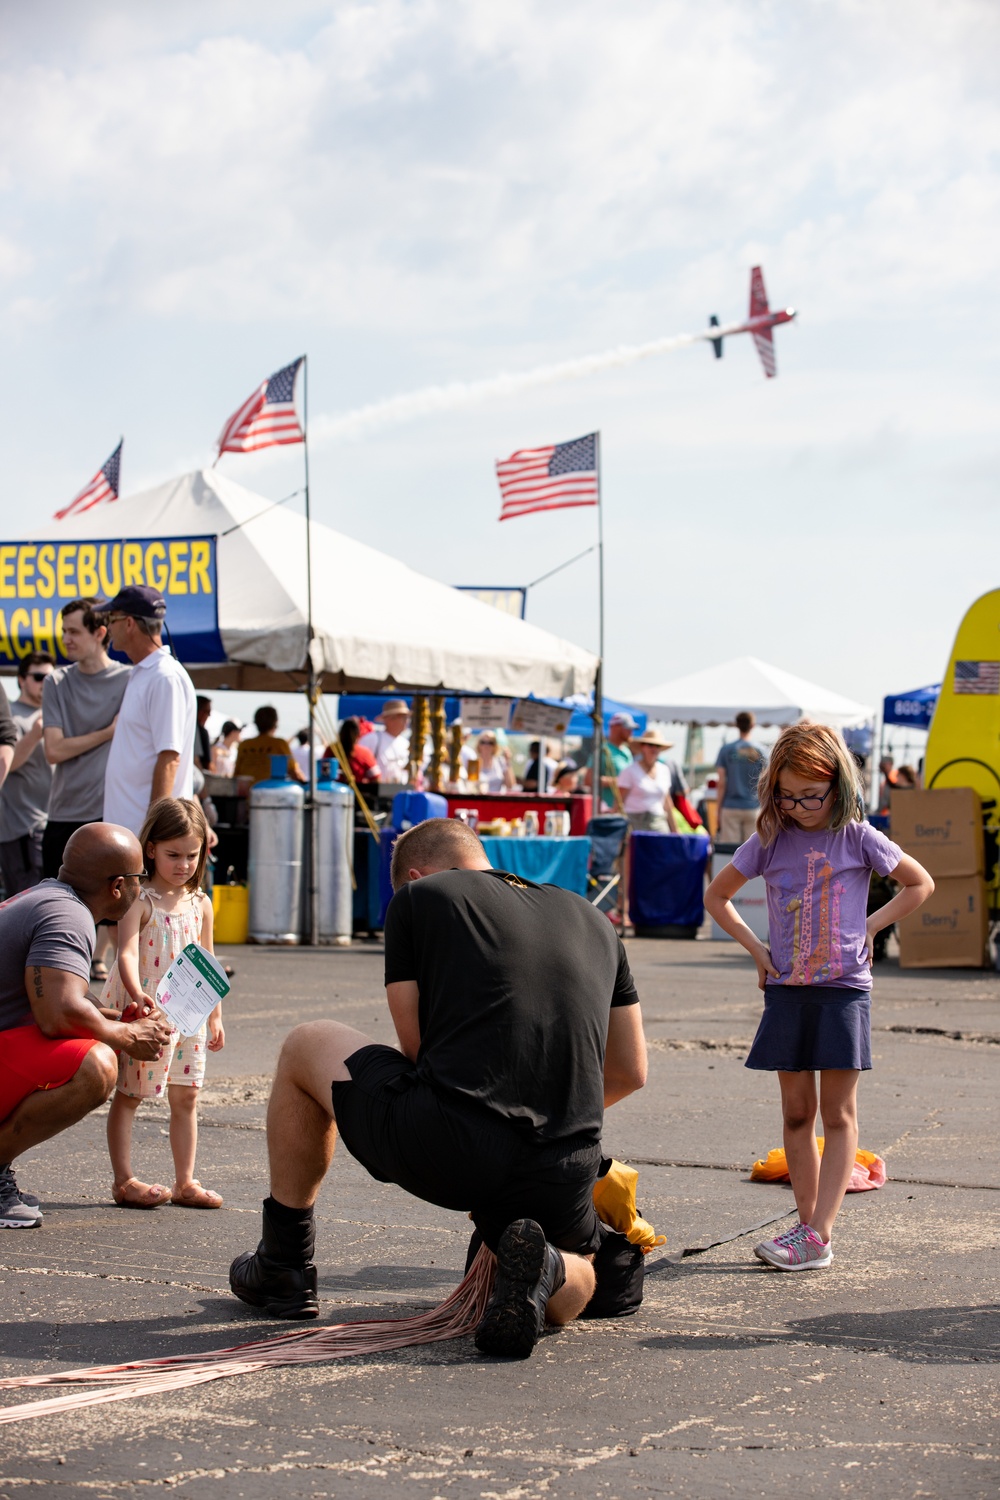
[631,656,872,729]
[32,469,598,699]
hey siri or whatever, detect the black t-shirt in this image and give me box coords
[383,868,639,1146]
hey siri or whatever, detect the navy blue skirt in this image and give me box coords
[745,984,872,1072]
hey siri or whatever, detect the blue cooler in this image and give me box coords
[377,826,402,927]
[391,791,448,829]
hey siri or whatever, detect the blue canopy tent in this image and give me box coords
[335,693,646,737]
[882,684,940,730]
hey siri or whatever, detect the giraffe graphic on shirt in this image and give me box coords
[786,847,846,984]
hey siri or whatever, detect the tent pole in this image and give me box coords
[302,354,319,947]
[592,432,605,814]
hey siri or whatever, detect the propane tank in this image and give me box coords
[248,755,305,944]
[316,762,354,946]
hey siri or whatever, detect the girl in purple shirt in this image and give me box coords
[706,723,933,1272]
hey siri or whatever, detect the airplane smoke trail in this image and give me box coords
[311,317,750,446]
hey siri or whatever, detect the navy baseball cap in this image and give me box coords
[95,584,167,621]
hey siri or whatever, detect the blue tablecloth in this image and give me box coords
[479,836,591,896]
[629,832,709,929]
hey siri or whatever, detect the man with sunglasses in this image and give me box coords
[96,586,196,836]
[0,653,55,897]
[0,822,172,1229]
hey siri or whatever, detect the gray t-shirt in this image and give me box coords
[715,738,768,808]
[0,700,53,842]
[43,662,131,822]
[0,879,96,1031]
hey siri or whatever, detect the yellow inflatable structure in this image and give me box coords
[924,587,1000,900]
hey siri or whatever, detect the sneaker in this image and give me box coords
[0,1165,42,1229]
[475,1219,566,1359]
[754,1221,832,1270]
[0,1163,40,1209]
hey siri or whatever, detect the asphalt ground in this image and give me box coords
[0,937,997,1499]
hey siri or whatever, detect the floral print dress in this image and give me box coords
[102,887,209,1099]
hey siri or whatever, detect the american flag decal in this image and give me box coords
[954,660,1000,695]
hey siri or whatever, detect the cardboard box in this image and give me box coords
[890,787,984,878]
[897,875,989,969]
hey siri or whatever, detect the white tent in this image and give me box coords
[631,656,872,728]
[32,470,598,699]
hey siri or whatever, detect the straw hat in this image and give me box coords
[632,730,674,751]
[379,699,411,719]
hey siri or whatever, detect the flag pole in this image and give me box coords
[303,354,320,947]
[592,431,605,821]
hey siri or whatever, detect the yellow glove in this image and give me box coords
[592,1159,666,1252]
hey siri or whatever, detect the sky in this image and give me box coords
[1,0,998,725]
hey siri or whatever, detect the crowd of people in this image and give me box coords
[0,631,931,1357]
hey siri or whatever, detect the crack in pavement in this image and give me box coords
[877,1024,1000,1046]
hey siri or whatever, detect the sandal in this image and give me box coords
[90,959,109,983]
[112,1177,169,1209]
[171,1180,224,1210]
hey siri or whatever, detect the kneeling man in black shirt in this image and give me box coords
[230,818,647,1357]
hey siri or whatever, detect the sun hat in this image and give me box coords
[379,699,411,718]
[632,730,674,751]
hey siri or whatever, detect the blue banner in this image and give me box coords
[882,684,940,730]
[0,535,224,665]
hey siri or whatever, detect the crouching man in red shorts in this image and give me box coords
[231,818,648,1358]
[0,823,173,1227]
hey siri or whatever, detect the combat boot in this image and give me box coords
[229,1196,319,1319]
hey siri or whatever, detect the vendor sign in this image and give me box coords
[509,699,572,735]
[459,696,512,730]
[0,535,224,665]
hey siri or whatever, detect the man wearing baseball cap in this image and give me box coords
[587,710,636,809]
[96,586,197,836]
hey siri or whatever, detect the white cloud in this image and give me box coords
[1,0,997,334]
[1,1,998,704]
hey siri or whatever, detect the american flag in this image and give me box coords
[216,358,304,457]
[496,432,599,521]
[954,660,1000,696]
[53,440,122,522]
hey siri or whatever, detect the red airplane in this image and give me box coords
[707,266,796,378]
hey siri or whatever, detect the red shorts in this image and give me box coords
[0,1024,97,1123]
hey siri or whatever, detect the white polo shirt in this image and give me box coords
[103,647,196,835]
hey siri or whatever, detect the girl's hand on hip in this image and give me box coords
[754,943,780,991]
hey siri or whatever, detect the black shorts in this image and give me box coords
[331,1044,603,1255]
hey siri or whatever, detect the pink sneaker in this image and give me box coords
[754,1221,832,1270]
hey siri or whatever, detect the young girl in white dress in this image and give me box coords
[104,797,225,1210]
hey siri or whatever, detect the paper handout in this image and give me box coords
[155,942,230,1035]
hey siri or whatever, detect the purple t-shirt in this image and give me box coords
[731,821,902,991]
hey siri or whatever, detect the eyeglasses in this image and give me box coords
[776,785,834,811]
[107,871,145,882]
[103,613,131,625]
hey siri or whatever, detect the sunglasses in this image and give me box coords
[25,671,51,682]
